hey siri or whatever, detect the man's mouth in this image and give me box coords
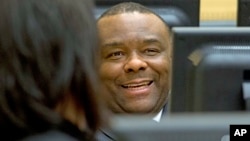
[121,81,153,88]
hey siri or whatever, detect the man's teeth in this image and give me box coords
[122,82,150,88]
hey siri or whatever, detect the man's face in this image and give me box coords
[97,12,172,114]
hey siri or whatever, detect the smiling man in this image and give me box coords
[96,2,172,141]
[97,2,172,118]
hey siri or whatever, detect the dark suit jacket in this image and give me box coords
[96,104,168,141]
[21,130,82,141]
[96,128,116,141]
[20,120,96,141]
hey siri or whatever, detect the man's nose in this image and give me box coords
[124,53,147,73]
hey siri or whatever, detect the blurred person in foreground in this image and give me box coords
[96,2,172,141]
[0,0,102,140]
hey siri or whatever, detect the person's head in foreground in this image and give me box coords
[97,2,172,115]
[0,0,101,140]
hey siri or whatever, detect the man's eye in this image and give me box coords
[144,49,159,56]
[112,52,124,56]
[107,51,125,59]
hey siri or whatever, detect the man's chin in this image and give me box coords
[109,102,158,114]
[123,106,156,114]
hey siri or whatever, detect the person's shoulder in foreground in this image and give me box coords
[0,0,102,140]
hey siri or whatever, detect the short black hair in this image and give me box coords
[98,2,168,27]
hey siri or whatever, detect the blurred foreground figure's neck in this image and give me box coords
[55,94,87,131]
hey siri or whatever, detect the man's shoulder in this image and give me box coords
[96,128,117,141]
[21,130,79,141]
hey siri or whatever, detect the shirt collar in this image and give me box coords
[152,109,163,122]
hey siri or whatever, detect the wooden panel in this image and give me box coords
[200,0,237,21]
